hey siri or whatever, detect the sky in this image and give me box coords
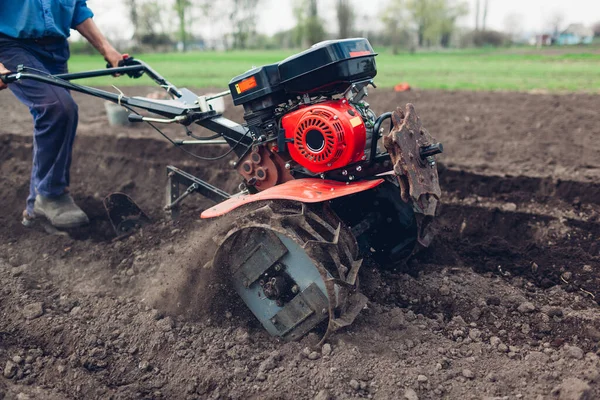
[83,0,600,42]
[253,0,599,35]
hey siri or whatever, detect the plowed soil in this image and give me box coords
[0,87,599,400]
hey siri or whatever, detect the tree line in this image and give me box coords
[115,0,599,52]
[115,0,478,51]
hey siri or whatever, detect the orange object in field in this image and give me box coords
[394,83,411,92]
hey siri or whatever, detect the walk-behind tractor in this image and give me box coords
[1,38,442,342]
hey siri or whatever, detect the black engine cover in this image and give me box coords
[228,38,378,112]
[229,63,285,108]
[279,38,377,94]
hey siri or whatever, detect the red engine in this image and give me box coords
[282,99,367,174]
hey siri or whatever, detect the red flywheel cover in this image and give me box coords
[282,100,366,173]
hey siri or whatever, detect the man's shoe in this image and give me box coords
[33,193,90,229]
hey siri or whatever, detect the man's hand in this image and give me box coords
[0,62,10,91]
[104,49,123,69]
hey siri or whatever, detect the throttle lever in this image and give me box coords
[127,110,217,125]
[127,114,186,124]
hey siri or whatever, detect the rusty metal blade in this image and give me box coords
[383,104,442,246]
[103,192,150,236]
[383,103,441,215]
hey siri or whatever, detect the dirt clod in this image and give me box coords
[462,369,475,379]
[565,346,585,360]
[404,388,420,400]
[517,301,536,313]
[439,285,451,296]
[22,302,44,320]
[314,389,331,400]
[552,378,592,400]
[3,361,17,379]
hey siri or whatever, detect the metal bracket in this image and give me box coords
[165,183,199,212]
[166,165,231,219]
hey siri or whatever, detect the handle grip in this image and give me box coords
[106,54,144,79]
[105,53,130,69]
[128,114,144,123]
[0,73,17,85]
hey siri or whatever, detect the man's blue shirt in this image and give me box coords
[0,0,94,39]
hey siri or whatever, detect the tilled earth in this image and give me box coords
[0,87,599,400]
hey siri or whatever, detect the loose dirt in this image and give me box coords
[0,87,598,400]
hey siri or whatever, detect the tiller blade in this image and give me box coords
[383,103,443,247]
[103,192,150,237]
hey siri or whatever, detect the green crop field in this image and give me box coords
[67,47,600,93]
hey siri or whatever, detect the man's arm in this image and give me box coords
[75,18,122,68]
[0,62,9,90]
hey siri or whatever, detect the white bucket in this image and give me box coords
[104,101,131,127]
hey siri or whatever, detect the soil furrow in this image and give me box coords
[1,88,599,400]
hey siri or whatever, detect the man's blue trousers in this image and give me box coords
[0,36,78,215]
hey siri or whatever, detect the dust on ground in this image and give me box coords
[0,87,599,400]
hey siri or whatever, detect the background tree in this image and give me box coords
[439,0,469,47]
[381,0,467,50]
[382,0,413,53]
[475,0,480,31]
[174,0,191,51]
[126,0,139,40]
[292,0,325,47]
[482,0,489,31]
[229,0,261,49]
[292,1,307,47]
[336,0,354,39]
[503,12,523,43]
[407,0,468,48]
[125,0,172,48]
[305,0,326,45]
[546,12,565,37]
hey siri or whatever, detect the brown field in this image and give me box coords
[0,87,599,399]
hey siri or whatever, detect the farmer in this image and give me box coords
[0,1,123,228]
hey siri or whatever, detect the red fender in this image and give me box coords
[201,178,385,219]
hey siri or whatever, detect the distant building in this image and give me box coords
[556,24,594,45]
[539,34,553,46]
